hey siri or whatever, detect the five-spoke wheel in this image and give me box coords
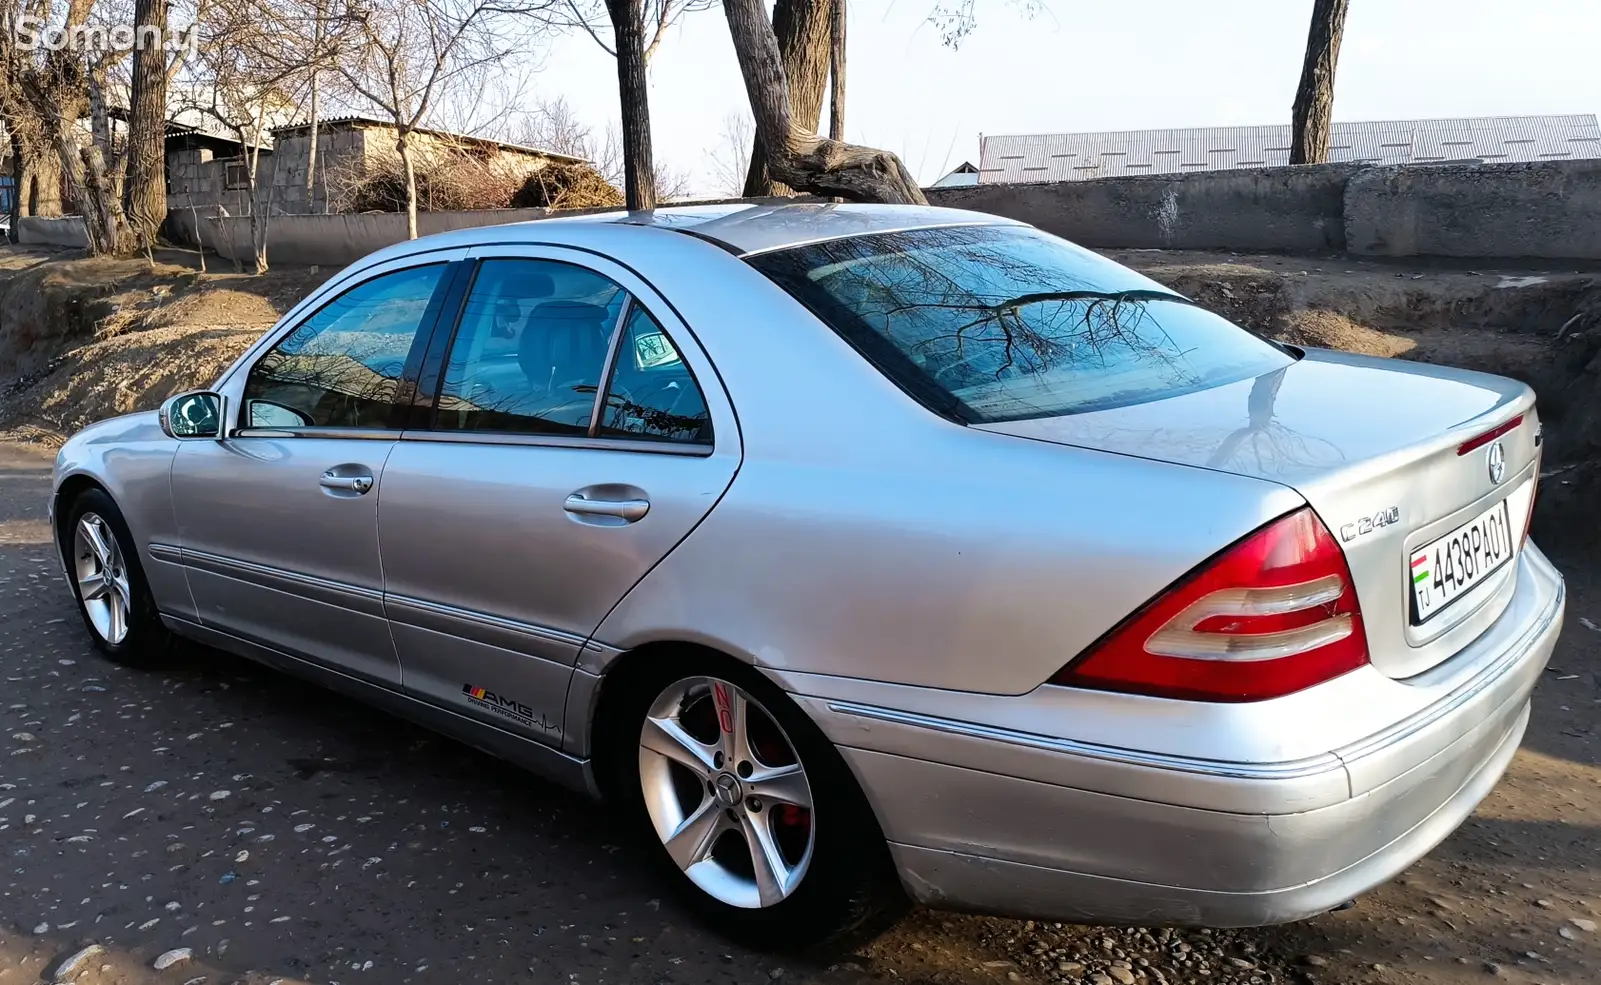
[639,676,816,909]
[74,512,133,644]
[616,660,903,949]
[63,489,167,664]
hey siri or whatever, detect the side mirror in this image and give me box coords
[159,390,225,439]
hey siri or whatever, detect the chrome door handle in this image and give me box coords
[564,493,650,522]
[320,472,374,494]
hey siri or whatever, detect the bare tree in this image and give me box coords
[182,5,307,272]
[704,110,751,197]
[334,0,552,237]
[603,0,654,208]
[6,0,135,253]
[123,0,170,249]
[560,0,715,63]
[827,0,843,141]
[723,0,924,204]
[1290,0,1350,165]
[741,0,830,196]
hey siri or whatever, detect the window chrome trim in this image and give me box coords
[588,295,633,438]
[231,427,400,441]
[397,428,712,456]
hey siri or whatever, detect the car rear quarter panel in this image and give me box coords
[570,236,1307,694]
[53,412,190,618]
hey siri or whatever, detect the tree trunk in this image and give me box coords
[1290,0,1349,166]
[723,0,925,204]
[56,117,129,255]
[397,134,419,239]
[305,73,320,212]
[608,0,657,209]
[828,0,845,141]
[30,152,63,217]
[7,136,22,239]
[742,0,833,196]
[125,0,170,248]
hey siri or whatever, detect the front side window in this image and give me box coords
[435,259,625,435]
[748,225,1294,423]
[243,263,446,429]
[597,306,712,444]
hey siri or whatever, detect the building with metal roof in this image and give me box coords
[978,115,1601,184]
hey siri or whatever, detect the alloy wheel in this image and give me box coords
[638,676,816,909]
[74,512,132,645]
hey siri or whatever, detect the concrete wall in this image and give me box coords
[16,216,88,249]
[161,159,1601,267]
[1343,160,1601,260]
[927,164,1360,253]
[180,207,574,267]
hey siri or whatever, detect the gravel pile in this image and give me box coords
[996,923,1299,985]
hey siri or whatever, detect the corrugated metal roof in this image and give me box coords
[930,161,979,187]
[978,115,1601,183]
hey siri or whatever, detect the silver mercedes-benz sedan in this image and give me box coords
[51,204,1564,947]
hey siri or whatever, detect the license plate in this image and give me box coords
[1410,499,1515,624]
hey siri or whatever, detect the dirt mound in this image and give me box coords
[0,249,330,438]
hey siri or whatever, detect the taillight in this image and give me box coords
[1051,508,1368,702]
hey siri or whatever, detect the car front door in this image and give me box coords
[170,252,468,686]
[378,248,740,745]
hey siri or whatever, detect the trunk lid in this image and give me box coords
[978,348,1540,679]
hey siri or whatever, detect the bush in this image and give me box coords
[511,162,625,210]
[329,151,531,213]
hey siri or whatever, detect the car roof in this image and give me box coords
[386,202,1025,261]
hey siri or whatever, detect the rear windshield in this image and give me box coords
[748,224,1294,423]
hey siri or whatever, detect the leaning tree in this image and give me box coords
[722,0,924,204]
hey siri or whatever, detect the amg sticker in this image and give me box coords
[461,684,558,732]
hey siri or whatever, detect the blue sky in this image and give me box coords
[527,0,1601,194]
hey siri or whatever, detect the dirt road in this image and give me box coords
[1,438,1597,985]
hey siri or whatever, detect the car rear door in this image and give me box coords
[170,252,469,687]
[378,246,741,746]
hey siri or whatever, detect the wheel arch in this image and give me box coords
[53,473,111,559]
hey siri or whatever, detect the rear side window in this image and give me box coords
[597,306,713,445]
[434,259,625,436]
[748,225,1293,423]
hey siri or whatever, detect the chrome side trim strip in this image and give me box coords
[1334,575,1564,764]
[822,701,1343,781]
[575,639,627,675]
[397,429,712,457]
[177,547,386,617]
[147,542,183,564]
[385,594,588,655]
[232,427,400,441]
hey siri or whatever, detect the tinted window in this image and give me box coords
[597,306,712,445]
[435,259,624,435]
[243,264,445,429]
[749,225,1293,423]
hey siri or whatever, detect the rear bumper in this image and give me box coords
[793,545,1564,926]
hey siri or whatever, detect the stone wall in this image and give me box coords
[1343,160,1601,260]
[926,164,1359,253]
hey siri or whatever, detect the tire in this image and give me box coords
[608,654,905,951]
[61,488,171,666]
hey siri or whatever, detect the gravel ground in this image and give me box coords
[1,432,1597,985]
